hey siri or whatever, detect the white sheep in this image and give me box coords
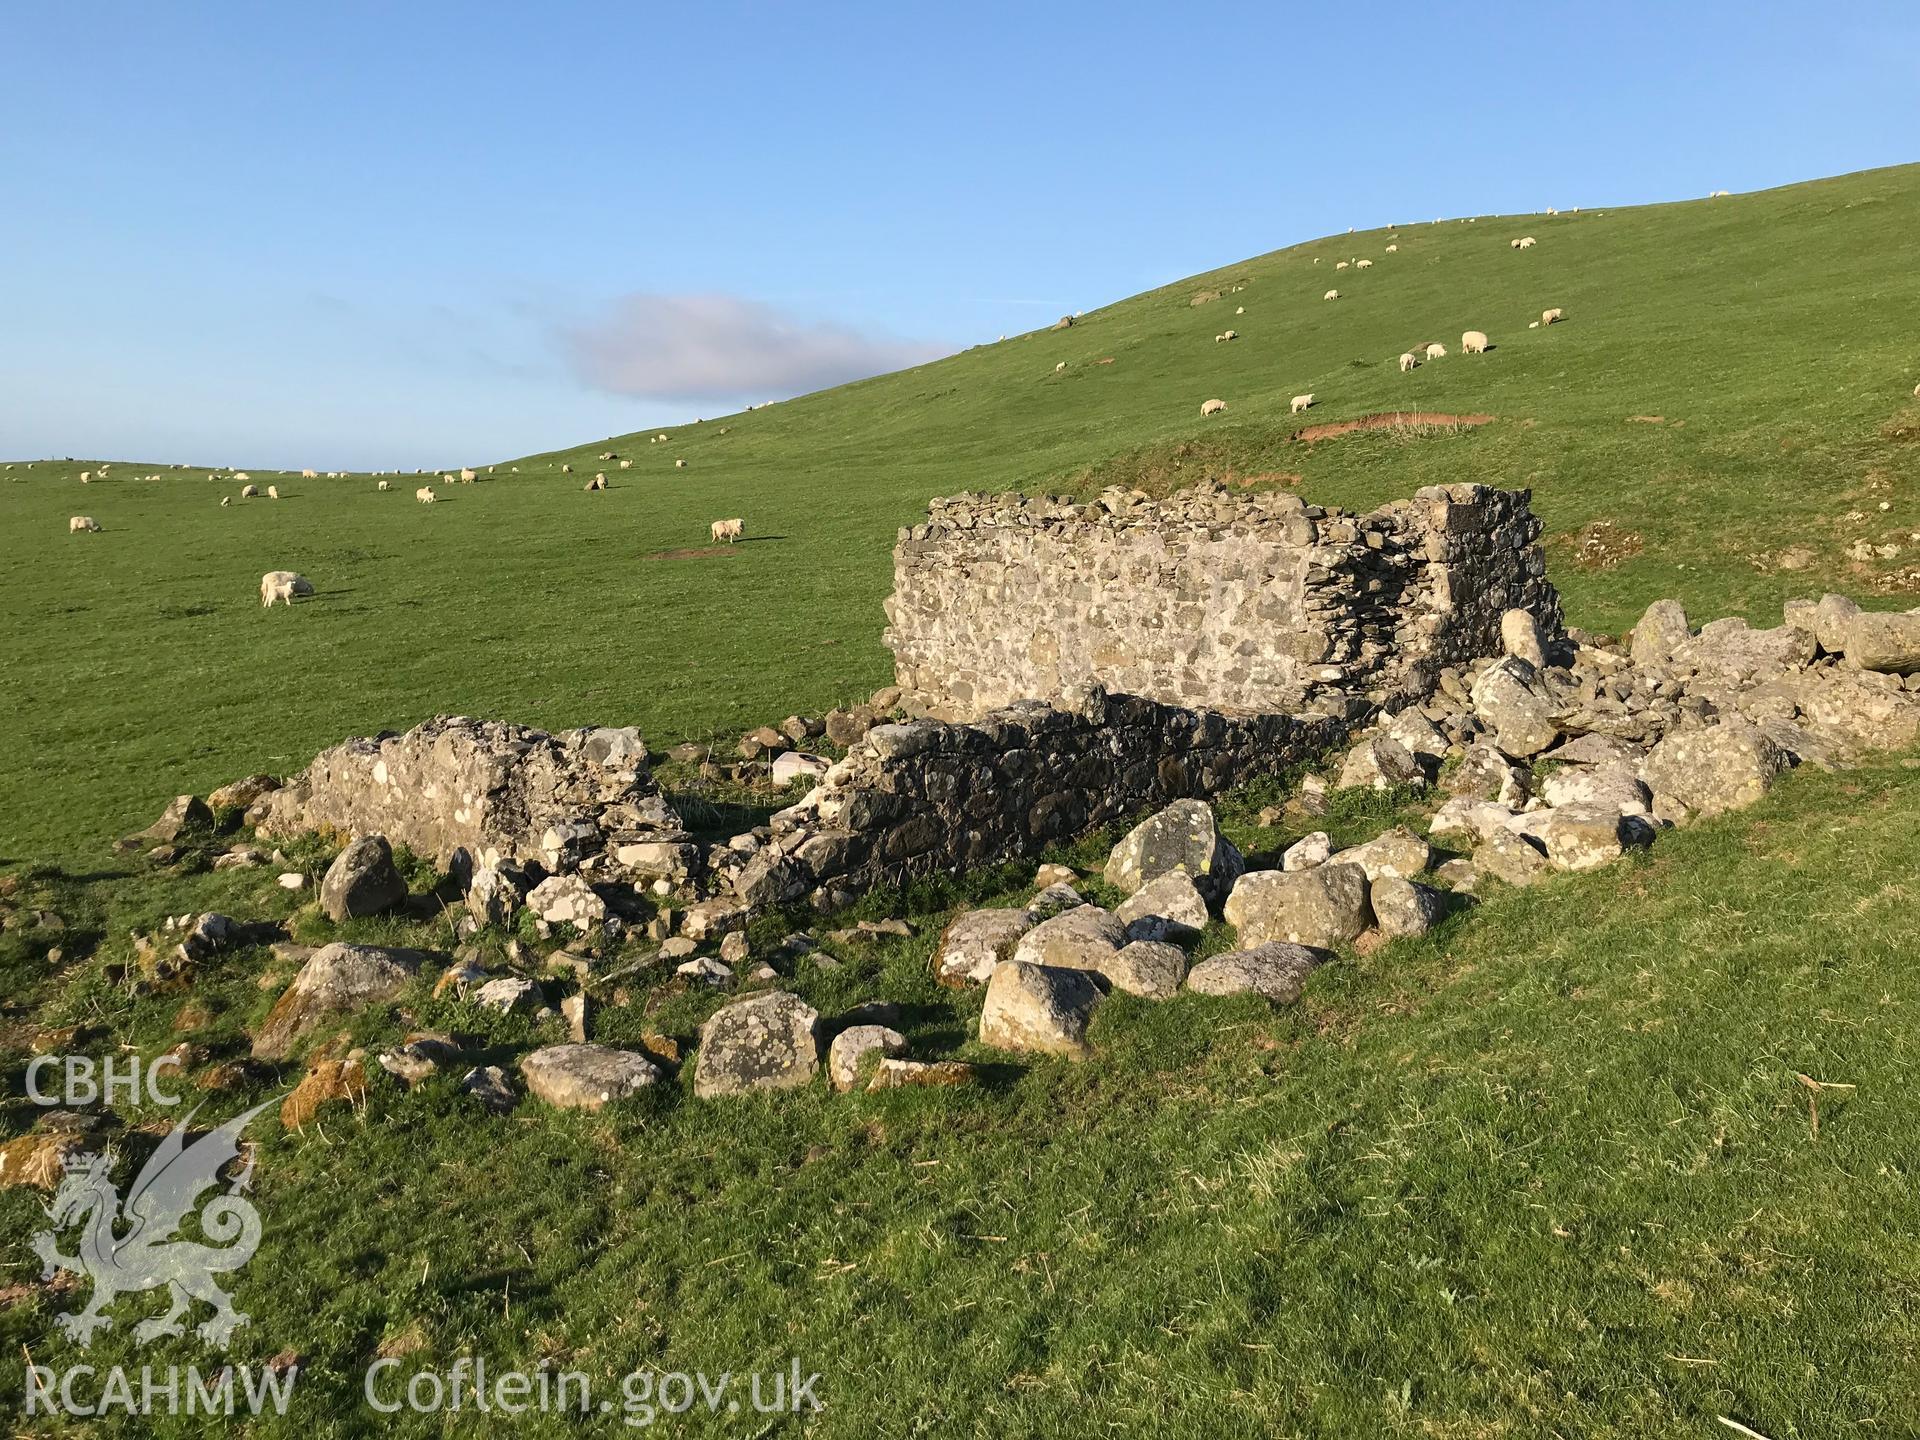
[619,458,632,469]
[1201,398,1227,417]
[1290,394,1314,414]
[220,497,230,507]
[416,486,436,503]
[301,468,317,478]
[1354,258,1373,269]
[1462,330,1490,354]
[378,480,391,491]
[710,517,744,543]
[69,515,100,533]
[561,464,572,474]
[259,570,314,607]
[1541,307,1563,326]
[585,475,606,492]
[234,472,250,482]
[1335,260,1349,270]
[675,459,687,469]
[241,484,259,498]
[459,468,476,482]
[1215,330,1238,342]
[79,471,91,484]
[266,485,280,500]
[1517,236,1536,248]
[1385,244,1398,253]
[1425,343,1447,360]
[1055,361,1066,371]
[1324,289,1340,301]
[1234,305,1244,315]
[1399,352,1417,373]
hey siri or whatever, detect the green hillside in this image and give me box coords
[6,163,1920,856]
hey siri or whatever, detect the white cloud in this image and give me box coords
[557,292,951,402]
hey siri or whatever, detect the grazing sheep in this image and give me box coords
[1541,307,1563,326]
[301,468,317,478]
[1201,398,1227,417]
[1517,236,1536,248]
[266,485,279,500]
[710,517,744,543]
[234,472,250,482]
[220,497,230,507]
[69,515,100,533]
[1323,289,1340,301]
[416,486,436,503]
[1529,322,1539,329]
[675,459,687,469]
[1385,244,1398,252]
[585,475,606,492]
[619,458,632,468]
[1354,258,1373,269]
[1709,189,1730,197]
[459,468,476,482]
[79,471,91,484]
[1055,361,1066,371]
[1215,330,1237,342]
[378,480,390,491]
[561,464,572,474]
[657,433,668,442]
[1335,260,1349,270]
[1399,352,1417,373]
[1425,343,1447,360]
[1290,394,1314,414]
[1235,305,1244,315]
[1462,330,1490,354]
[259,570,314,607]
[241,484,259,498]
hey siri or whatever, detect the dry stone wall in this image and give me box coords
[729,687,1346,910]
[884,482,1560,722]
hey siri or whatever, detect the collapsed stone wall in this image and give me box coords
[251,716,690,880]
[722,688,1346,910]
[883,482,1561,722]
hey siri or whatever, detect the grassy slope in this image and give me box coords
[6,164,1920,858]
[2,755,1916,1436]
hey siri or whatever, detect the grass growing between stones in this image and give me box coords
[2,752,1916,1435]
[8,164,1920,857]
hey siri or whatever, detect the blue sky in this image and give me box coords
[3,1,1915,470]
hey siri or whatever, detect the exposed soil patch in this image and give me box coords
[1628,415,1666,425]
[1879,403,1920,443]
[646,546,741,561]
[1292,412,1494,444]
[1230,471,1303,489]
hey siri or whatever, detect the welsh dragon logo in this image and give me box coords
[32,1099,275,1349]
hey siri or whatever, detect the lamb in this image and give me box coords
[1215,330,1237,342]
[619,458,632,468]
[79,471,90,484]
[587,474,607,491]
[1540,307,1563,326]
[1201,398,1227,417]
[259,570,314,607]
[1354,258,1373,269]
[416,486,436,503]
[675,459,687,469]
[1290,394,1314,414]
[1323,289,1340,301]
[710,518,744,543]
[241,484,259,498]
[378,480,390,491]
[1399,352,1417,373]
[69,516,100,533]
[1055,361,1066,371]
[220,497,230,507]
[1384,244,1397,252]
[1335,260,1349,270]
[561,464,572,474]
[1425,343,1447,360]
[1462,330,1490,354]
[266,485,280,499]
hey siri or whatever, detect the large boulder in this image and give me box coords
[1500,608,1548,669]
[526,874,607,929]
[1844,610,1920,675]
[1184,943,1326,1002]
[1472,830,1551,889]
[1102,800,1243,897]
[1640,722,1788,818]
[1223,865,1371,949]
[253,943,422,1060]
[693,991,822,1098]
[1114,871,1209,943]
[1629,598,1691,669]
[1012,905,1127,970]
[319,835,408,922]
[521,1044,662,1110]
[140,794,214,843]
[1101,941,1188,1000]
[1338,736,1426,791]
[1680,618,1817,684]
[933,908,1033,987]
[827,1025,907,1091]
[1335,827,1430,882]
[1369,878,1445,938]
[1443,744,1531,806]
[1470,657,1561,758]
[978,962,1102,1057]
[1540,764,1650,815]
[1514,805,1654,872]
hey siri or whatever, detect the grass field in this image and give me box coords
[5,164,1920,1436]
[6,164,1920,859]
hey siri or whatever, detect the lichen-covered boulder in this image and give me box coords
[1102,799,1243,897]
[319,834,407,922]
[253,943,423,1060]
[933,907,1033,987]
[827,1025,907,1091]
[1011,905,1127,971]
[1472,830,1551,888]
[1844,610,1920,675]
[1369,878,1445,938]
[521,1044,661,1110]
[1640,722,1788,818]
[1224,865,1371,949]
[692,991,821,1098]
[1101,940,1187,1000]
[978,962,1102,1057]
[1184,943,1326,1002]
[1513,805,1654,872]
[1470,657,1560,758]
[1114,870,1209,943]
[1338,736,1426,791]
[1334,827,1430,882]
[1629,598,1690,669]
